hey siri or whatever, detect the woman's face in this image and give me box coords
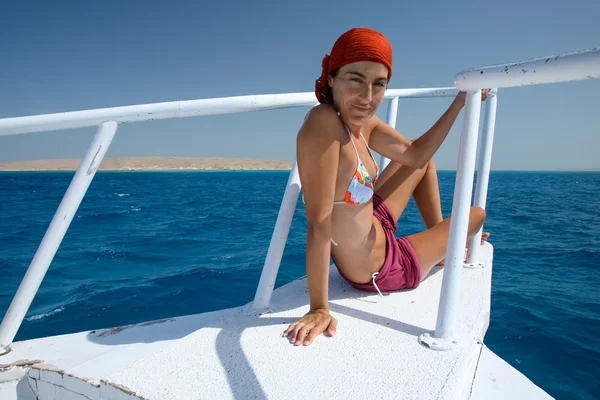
[328,61,389,128]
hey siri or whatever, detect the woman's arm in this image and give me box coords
[283,106,340,346]
[298,107,339,311]
[369,91,488,168]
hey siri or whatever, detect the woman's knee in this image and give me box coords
[422,155,435,172]
[470,206,486,226]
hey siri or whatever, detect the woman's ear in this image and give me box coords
[327,74,335,88]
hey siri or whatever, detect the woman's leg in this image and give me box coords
[412,157,444,229]
[374,157,443,226]
[405,206,486,280]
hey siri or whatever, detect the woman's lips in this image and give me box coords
[352,105,371,115]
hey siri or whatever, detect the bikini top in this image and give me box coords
[300,123,380,207]
[299,121,380,247]
[333,124,380,205]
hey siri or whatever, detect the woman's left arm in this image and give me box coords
[369,90,488,169]
[367,116,416,167]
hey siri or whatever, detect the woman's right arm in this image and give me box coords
[282,106,340,347]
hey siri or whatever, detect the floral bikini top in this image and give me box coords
[300,122,380,247]
[333,124,380,205]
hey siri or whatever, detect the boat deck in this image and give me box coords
[0,242,551,399]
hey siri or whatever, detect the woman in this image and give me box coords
[283,28,489,347]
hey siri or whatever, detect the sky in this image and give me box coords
[1,0,599,170]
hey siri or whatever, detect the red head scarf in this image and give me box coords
[315,28,393,103]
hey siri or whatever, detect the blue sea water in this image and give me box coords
[0,170,598,399]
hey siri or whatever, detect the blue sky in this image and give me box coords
[1,0,598,170]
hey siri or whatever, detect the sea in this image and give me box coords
[0,170,598,399]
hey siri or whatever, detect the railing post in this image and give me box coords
[252,160,301,309]
[419,91,482,350]
[466,90,498,268]
[0,121,119,354]
[379,96,399,170]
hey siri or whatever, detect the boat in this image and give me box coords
[0,48,598,399]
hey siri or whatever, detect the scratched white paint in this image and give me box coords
[62,375,100,400]
[455,47,600,91]
[37,380,54,399]
[39,370,62,386]
[3,371,141,399]
[0,88,458,136]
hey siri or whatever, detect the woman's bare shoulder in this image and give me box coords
[364,115,383,134]
[306,103,339,120]
[299,104,343,141]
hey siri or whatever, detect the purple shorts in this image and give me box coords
[335,193,422,292]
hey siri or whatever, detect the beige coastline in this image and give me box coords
[0,157,293,171]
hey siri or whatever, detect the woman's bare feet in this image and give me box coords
[436,232,490,266]
[481,232,490,244]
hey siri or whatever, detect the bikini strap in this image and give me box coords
[358,132,377,160]
[343,125,360,159]
[358,131,370,149]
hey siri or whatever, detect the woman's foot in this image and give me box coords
[436,232,490,266]
[481,231,490,244]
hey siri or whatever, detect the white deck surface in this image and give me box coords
[0,242,551,399]
[471,345,554,399]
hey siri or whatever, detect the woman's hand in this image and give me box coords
[282,308,338,346]
[455,88,490,108]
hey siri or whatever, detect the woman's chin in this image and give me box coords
[339,109,372,127]
[348,114,370,126]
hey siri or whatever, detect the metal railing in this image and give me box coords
[0,87,456,353]
[0,46,597,354]
[251,88,460,310]
[419,47,600,350]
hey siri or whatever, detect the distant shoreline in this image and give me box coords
[0,157,293,171]
[0,157,597,172]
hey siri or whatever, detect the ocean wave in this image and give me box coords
[26,306,65,321]
[211,255,233,261]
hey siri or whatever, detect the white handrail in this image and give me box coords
[0,87,460,351]
[252,161,301,309]
[419,90,483,350]
[250,89,458,311]
[455,47,599,91]
[379,96,399,170]
[0,121,119,353]
[466,91,498,267]
[2,44,596,353]
[422,47,599,351]
[0,88,457,137]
